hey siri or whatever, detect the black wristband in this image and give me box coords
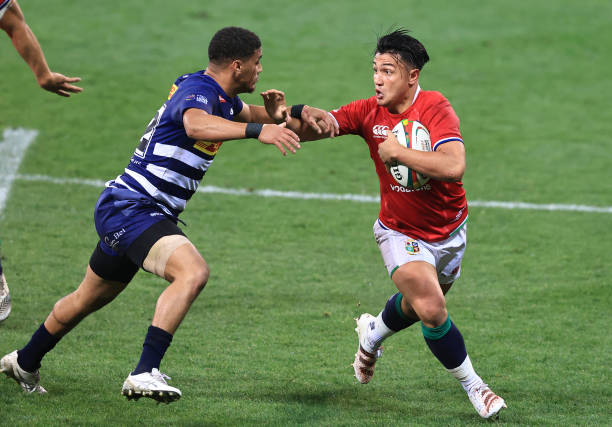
[245,123,263,139]
[290,104,305,119]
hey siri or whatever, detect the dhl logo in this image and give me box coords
[193,140,222,156]
[168,84,178,100]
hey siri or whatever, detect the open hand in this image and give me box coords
[258,122,301,156]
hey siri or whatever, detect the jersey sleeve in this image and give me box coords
[329,98,373,136]
[168,83,217,124]
[427,96,463,151]
[233,96,244,116]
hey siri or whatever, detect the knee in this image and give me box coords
[183,261,209,295]
[412,298,448,327]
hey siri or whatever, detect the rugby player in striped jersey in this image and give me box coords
[0,26,334,402]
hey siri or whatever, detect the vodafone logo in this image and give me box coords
[372,125,389,138]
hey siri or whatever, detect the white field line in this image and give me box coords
[0,128,38,216]
[12,173,612,214]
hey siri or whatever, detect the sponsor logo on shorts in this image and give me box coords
[405,238,420,255]
[104,228,126,250]
[372,125,389,139]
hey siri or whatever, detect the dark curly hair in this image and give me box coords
[376,28,429,70]
[208,27,261,64]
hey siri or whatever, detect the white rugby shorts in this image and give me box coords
[373,218,467,284]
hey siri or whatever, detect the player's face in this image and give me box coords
[372,53,417,113]
[238,48,263,93]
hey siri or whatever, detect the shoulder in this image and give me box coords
[417,90,452,108]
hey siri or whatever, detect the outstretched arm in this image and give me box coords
[183,108,301,156]
[259,91,339,141]
[0,0,82,96]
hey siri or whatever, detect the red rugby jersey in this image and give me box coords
[330,88,468,242]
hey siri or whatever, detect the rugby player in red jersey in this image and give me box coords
[279,28,506,419]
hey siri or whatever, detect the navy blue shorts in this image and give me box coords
[89,187,184,283]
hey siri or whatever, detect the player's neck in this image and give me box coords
[204,68,239,98]
[387,84,419,115]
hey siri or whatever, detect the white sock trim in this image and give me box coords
[447,355,483,392]
[363,311,395,352]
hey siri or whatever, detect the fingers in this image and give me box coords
[259,124,301,155]
[45,73,83,96]
[61,83,83,93]
[260,89,285,97]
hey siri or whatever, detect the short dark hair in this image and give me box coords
[376,28,429,70]
[208,27,261,63]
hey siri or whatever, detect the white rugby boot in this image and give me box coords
[122,368,182,403]
[0,273,11,322]
[0,350,47,393]
[352,313,383,384]
[467,382,507,419]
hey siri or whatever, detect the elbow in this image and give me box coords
[184,124,198,140]
[443,165,465,182]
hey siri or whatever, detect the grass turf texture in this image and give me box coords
[1,0,611,425]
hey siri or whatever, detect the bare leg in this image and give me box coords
[151,242,209,334]
[392,261,447,327]
[44,265,128,337]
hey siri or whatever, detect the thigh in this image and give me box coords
[143,234,205,281]
[75,265,129,307]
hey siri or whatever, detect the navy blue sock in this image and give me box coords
[132,325,173,375]
[17,323,60,372]
[381,292,418,331]
[422,316,468,369]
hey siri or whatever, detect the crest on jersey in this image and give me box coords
[404,238,420,255]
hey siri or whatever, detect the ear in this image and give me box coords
[231,59,243,74]
[408,68,420,84]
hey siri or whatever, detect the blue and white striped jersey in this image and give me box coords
[0,0,13,20]
[111,71,244,217]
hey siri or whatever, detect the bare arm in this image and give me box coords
[284,107,339,141]
[183,108,301,156]
[0,0,82,96]
[259,91,339,141]
[378,133,465,181]
[237,103,281,124]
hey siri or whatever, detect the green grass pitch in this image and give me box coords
[0,0,610,425]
